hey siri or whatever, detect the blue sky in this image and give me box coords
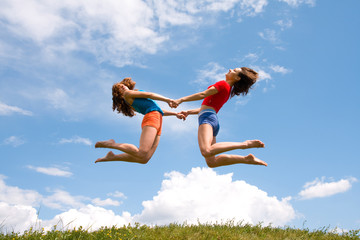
[1,0,359,233]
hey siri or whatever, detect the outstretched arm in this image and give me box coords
[175,86,218,105]
[124,90,177,108]
[162,109,186,120]
[180,108,201,118]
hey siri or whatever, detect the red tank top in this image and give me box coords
[201,80,231,113]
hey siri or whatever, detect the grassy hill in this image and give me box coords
[1,223,359,239]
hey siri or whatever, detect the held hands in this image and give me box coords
[174,111,190,121]
[175,112,186,121]
[168,99,178,108]
[166,98,187,120]
[168,99,182,108]
[181,111,189,117]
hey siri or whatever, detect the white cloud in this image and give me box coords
[0,177,86,213]
[0,102,33,116]
[42,205,132,231]
[279,0,316,7]
[108,191,127,199]
[250,66,272,82]
[194,62,227,86]
[27,166,73,177]
[0,0,275,119]
[92,198,122,207]
[59,136,92,146]
[134,168,295,226]
[42,189,88,211]
[276,19,293,30]
[0,0,270,67]
[0,202,40,234]
[2,136,26,147]
[0,0,167,67]
[46,88,71,110]
[0,0,67,43]
[298,177,358,200]
[152,0,268,28]
[270,65,291,74]
[259,28,279,43]
[240,0,268,16]
[244,53,259,62]
[0,175,41,207]
[236,98,250,106]
[19,87,93,119]
[0,176,42,233]
[258,70,272,81]
[0,168,297,233]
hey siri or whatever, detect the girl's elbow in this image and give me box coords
[200,92,207,98]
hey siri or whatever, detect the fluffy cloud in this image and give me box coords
[194,62,227,86]
[0,175,41,206]
[0,0,166,67]
[0,0,269,67]
[244,53,260,62]
[42,189,88,211]
[276,19,293,30]
[0,202,39,234]
[251,66,272,82]
[0,102,33,116]
[0,168,297,233]
[134,168,295,226]
[107,191,127,199]
[0,176,127,233]
[2,136,26,147]
[92,198,122,207]
[270,65,291,74]
[279,0,316,7]
[0,0,273,119]
[259,28,279,43]
[59,136,92,146]
[152,0,268,28]
[298,177,358,200]
[27,166,73,177]
[42,205,132,231]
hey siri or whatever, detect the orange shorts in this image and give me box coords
[141,111,163,136]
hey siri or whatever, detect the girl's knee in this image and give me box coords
[200,148,213,158]
[204,155,217,168]
[137,151,151,164]
[205,158,217,168]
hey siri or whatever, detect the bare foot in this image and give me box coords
[244,140,265,149]
[245,154,267,166]
[95,139,116,148]
[95,151,116,163]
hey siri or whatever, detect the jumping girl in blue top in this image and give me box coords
[95,77,184,164]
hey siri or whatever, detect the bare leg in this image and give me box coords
[95,151,143,163]
[206,154,267,168]
[95,139,140,156]
[198,124,264,157]
[95,126,160,164]
[198,124,267,168]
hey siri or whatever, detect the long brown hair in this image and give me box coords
[230,67,258,98]
[112,77,136,117]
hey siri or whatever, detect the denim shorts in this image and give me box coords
[198,109,220,137]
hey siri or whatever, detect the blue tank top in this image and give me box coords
[131,90,164,116]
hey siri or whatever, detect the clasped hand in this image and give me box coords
[167,99,187,120]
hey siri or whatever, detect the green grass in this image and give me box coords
[1,223,359,240]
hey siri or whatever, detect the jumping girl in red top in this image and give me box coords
[174,67,267,168]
